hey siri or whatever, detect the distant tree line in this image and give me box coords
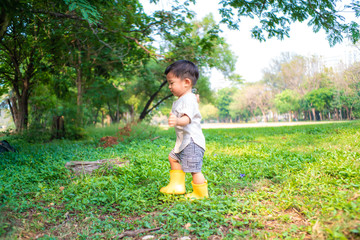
[203,53,360,123]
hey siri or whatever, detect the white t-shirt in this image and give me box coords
[172,92,205,153]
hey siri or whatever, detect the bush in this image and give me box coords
[65,125,87,140]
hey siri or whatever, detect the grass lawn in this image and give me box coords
[1,121,359,239]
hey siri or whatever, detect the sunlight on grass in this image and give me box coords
[1,121,359,239]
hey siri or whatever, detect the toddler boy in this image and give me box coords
[160,60,208,200]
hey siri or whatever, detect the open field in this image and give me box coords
[159,121,348,130]
[0,121,359,239]
[201,121,350,129]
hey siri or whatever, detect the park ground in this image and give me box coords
[0,120,359,239]
[201,120,348,129]
[158,120,348,130]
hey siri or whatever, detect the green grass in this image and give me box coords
[1,121,359,239]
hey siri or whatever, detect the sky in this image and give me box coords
[141,0,359,89]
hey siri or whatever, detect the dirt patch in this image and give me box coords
[98,123,135,148]
[227,179,312,239]
[99,136,119,148]
[262,208,311,236]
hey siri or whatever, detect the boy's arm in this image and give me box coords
[169,112,190,127]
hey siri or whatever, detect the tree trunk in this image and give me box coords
[93,108,99,125]
[272,111,278,122]
[288,111,292,122]
[0,8,11,41]
[107,102,116,123]
[319,112,323,121]
[7,98,17,128]
[130,105,135,122]
[294,111,298,121]
[261,111,267,122]
[101,110,105,127]
[19,93,29,130]
[116,93,120,123]
[76,40,83,126]
[340,108,343,120]
[311,108,316,121]
[8,87,30,132]
[51,116,65,139]
[302,111,307,121]
[343,105,350,119]
[334,108,339,120]
[250,110,257,122]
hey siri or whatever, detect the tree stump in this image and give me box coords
[65,159,130,175]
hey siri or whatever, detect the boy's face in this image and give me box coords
[166,72,192,98]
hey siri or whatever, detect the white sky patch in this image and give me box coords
[141,0,360,89]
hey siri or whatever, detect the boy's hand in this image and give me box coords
[168,112,177,127]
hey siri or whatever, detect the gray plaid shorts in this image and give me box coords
[169,138,205,173]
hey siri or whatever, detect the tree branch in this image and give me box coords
[146,93,173,115]
[30,9,165,58]
[89,25,113,50]
[29,9,84,21]
[139,80,170,120]
[124,36,165,59]
[302,0,338,32]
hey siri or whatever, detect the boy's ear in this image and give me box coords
[184,78,192,87]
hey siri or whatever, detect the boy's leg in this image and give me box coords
[186,172,208,200]
[160,155,185,195]
[169,155,182,170]
[191,172,205,184]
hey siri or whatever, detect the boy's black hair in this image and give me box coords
[164,60,199,85]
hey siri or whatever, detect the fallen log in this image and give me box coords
[65,159,129,175]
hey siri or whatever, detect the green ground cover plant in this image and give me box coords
[1,121,359,239]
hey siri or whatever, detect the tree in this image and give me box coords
[230,86,258,122]
[0,0,164,130]
[199,103,218,123]
[54,0,155,125]
[136,14,239,121]
[264,54,327,96]
[219,0,360,46]
[274,89,300,121]
[216,87,236,122]
[305,88,334,120]
[229,83,272,122]
[338,62,360,119]
[0,0,102,42]
[0,1,97,130]
[262,52,294,92]
[280,55,307,95]
[247,83,273,122]
[0,16,52,131]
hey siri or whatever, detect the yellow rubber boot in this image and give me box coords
[160,170,186,194]
[185,180,209,200]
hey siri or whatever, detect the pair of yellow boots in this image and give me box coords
[160,170,208,200]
